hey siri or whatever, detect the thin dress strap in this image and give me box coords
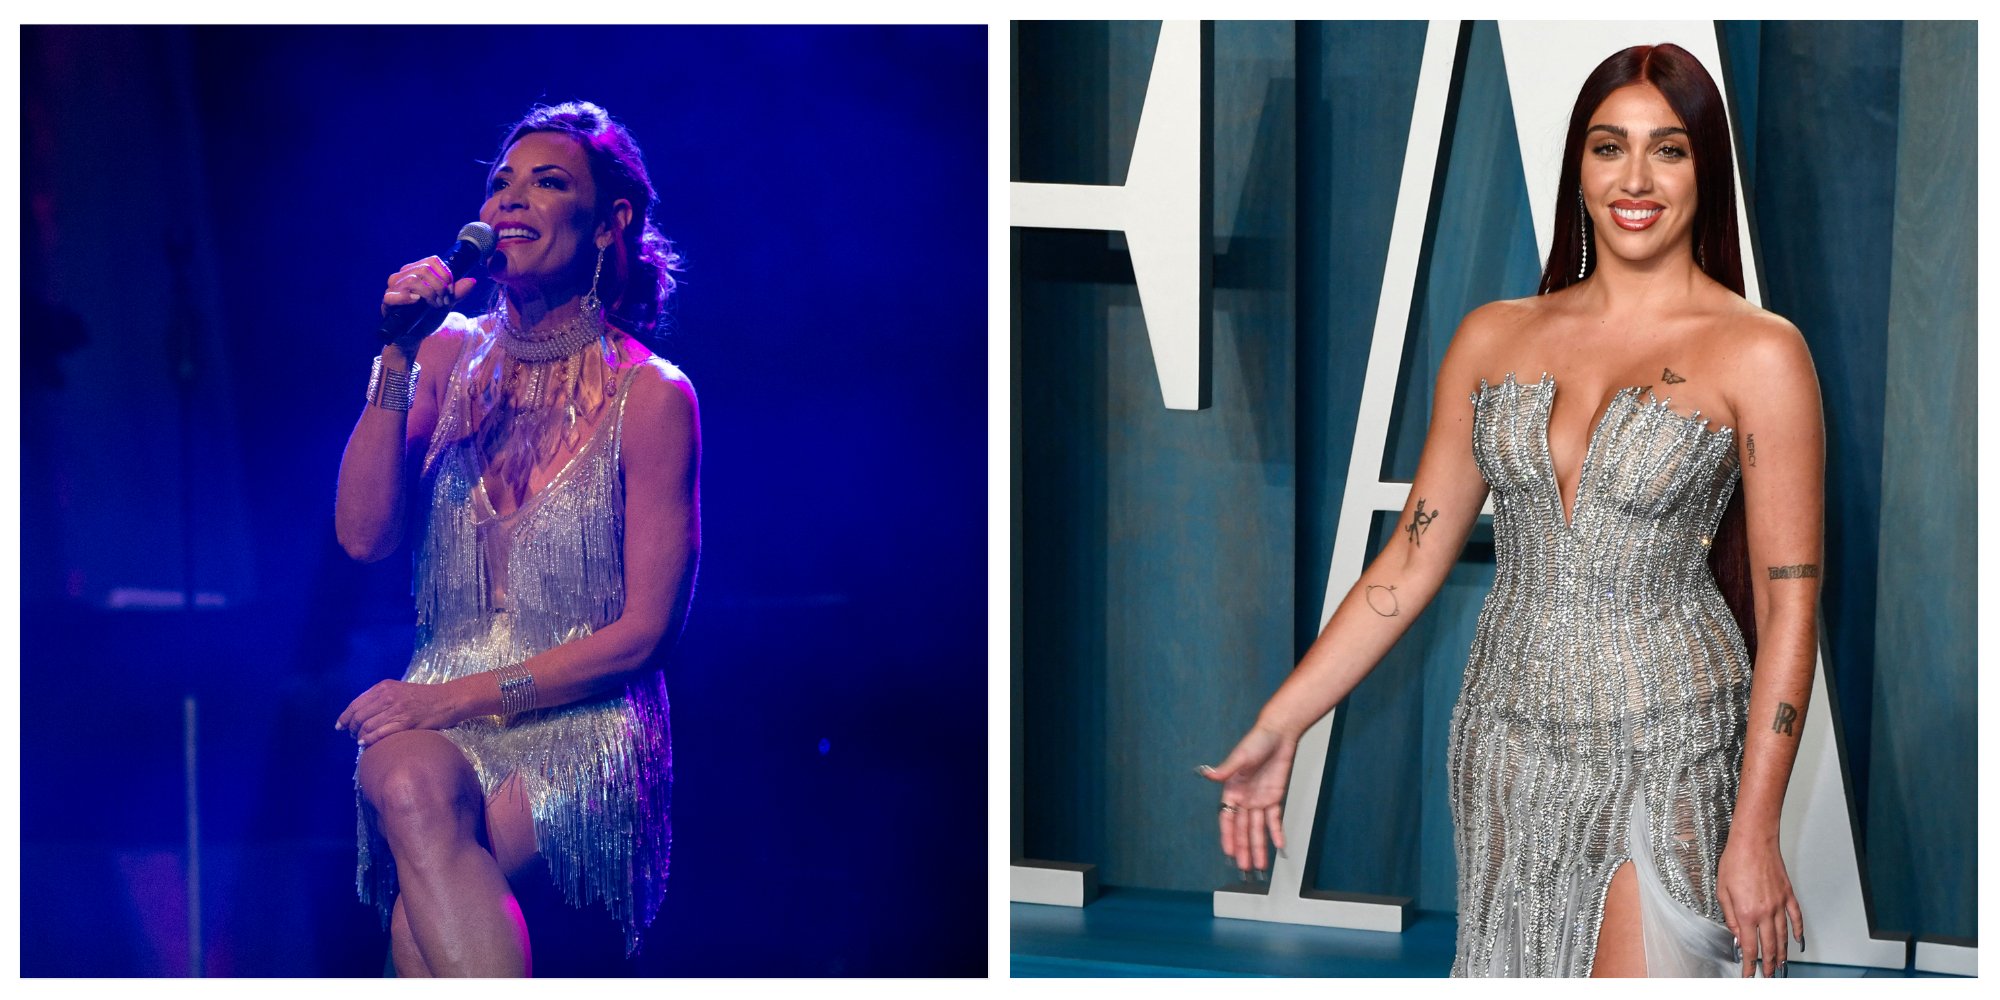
[608,356,661,475]
[420,316,482,479]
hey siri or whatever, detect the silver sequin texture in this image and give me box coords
[356,315,673,956]
[1448,372,1748,977]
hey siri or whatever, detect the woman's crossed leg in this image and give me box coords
[361,730,530,977]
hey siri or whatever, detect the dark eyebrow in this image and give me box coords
[1586,124,1689,140]
[490,164,574,176]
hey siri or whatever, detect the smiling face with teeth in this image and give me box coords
[480,131,624,303]
[1578,82,1698,271]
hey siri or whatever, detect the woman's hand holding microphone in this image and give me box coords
[381,256,478,359]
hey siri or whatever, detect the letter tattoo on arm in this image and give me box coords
[1772,701,1799,736]
[1768,564,1819,580]
[1365,585,1400,617]
[1404,498,1438,547]
[1747,433,1756,467]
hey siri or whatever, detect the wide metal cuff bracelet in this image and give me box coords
[495,661,539,716]
[367,356,422,411]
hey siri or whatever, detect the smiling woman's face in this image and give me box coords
[1579,82,1699,267]
[481,131,603,290]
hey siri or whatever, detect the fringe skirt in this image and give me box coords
[355,610,672,956]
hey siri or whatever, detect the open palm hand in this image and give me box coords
[1201,726,1297,875]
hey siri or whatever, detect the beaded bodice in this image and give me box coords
[1447,371,1751,977]
[1461,372,1748,722]
[408,317,639,679]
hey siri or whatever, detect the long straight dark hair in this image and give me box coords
[1538,43,1758,661]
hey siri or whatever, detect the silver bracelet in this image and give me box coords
[367,355,422,411]
[495,661,538,716]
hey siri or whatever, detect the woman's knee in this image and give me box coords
[359,731,481,847]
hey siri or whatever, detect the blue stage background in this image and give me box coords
[21,24,986,976]
[1013,19,1974,951]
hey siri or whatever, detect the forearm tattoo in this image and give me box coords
[1405,498,1438,546]
[1771,701,1799,736]
[1767,564,1819,580]
[1746,434,1756,467]
[1365,584,1400,617]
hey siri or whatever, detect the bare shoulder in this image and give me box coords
[620,350,701,445]
[1712,301,1814,386]
[1706,302,1818,428]
[414,311,476,369]
[1444,296,1541,378]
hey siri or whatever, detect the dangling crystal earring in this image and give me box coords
[1576,189,1590,281]
[1696,243,1706,270]
[583,242,607,315]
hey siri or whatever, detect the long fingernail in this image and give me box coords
[1254,869,1268,882]
[1194,764,1216,776]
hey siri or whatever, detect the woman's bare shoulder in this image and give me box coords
[1702,300,1816,416]
[413,310,478,368]
[1709,299,1810,372]
[1461,295,1546,332]
[617,344,699,440]
[1447,295,1544,373]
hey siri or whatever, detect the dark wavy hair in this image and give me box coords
[1539,44,1756,659]
[491,101,683,338]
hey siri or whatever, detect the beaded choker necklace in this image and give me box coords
[495,294,607,362]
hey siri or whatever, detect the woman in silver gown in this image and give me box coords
[1203,45,1821,978]
[334,101,699,976]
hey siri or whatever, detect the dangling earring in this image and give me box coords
[583,242,608,315]
[1576,189,1590,281]
[1695,243,1706,271]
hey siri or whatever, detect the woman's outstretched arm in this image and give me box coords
[1203,303,1506,874]
[1715,312,1824,977]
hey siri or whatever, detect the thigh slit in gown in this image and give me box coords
[355,314,674,957]
[1448,372,1746,977]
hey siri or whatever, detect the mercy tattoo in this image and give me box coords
[1772,701,1799,736]
[1768,564,1820,580]
[1747,434,1756,467]
[1365,585,1400,617]
[1661,367,1687,384]
[1405,498,1438,546]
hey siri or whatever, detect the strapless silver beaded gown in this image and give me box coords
[1447,372,1747,977]
[356,314,674,956]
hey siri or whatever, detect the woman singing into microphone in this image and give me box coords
[334,101,699,976]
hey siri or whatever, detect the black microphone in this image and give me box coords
[377,222,497,343]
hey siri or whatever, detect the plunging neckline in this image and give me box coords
[469,360,642,525]
[473,408,620,525]
[1479,372,1736,533]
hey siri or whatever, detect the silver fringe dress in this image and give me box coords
[1448,373,1747,977]
[357,315,673,956]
